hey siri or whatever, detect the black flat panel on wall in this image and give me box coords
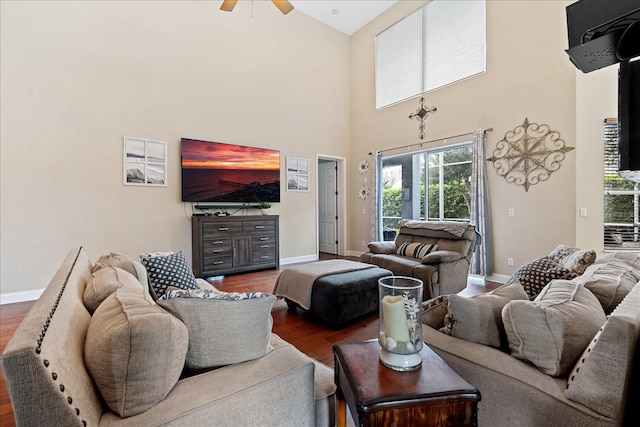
[618,59,640,174]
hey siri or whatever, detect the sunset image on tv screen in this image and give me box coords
[181,138,280,203]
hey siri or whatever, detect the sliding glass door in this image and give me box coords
[379,143,472,240]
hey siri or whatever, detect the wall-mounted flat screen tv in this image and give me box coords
[181,138,280,203]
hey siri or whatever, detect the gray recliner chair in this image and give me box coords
[360,220,477,300]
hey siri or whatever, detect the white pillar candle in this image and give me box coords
[381,295,410,343]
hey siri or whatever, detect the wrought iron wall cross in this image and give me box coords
[409,97,437,140]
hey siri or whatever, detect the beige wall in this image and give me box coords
[0,1,350,297]
[349,0,620,278]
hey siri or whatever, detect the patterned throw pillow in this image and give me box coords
[421,295,449,330]
[548,244,597,277]
[507,256,572,300]
[161,287,271,301]
[140,250,198,299]
[397,242,438,260]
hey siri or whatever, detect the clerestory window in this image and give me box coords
[375,0,486,109]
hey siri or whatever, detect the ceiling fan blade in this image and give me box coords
[220,0,238,12]
[272,0,294,15]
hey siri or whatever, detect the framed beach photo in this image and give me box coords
[287,157,309,192]
[123,137,167,187]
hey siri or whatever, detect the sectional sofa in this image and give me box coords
[1,247,336,426]
[421,251,640,426]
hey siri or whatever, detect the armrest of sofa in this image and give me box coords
[422,250,464,264]
[367,241,397,254]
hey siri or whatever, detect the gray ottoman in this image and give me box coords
[285,265,392,328]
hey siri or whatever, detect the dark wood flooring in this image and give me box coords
[0,253,498,426]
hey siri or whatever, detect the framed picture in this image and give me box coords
[123,136,167,186]
[286,157,309,192]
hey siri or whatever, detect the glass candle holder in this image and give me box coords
[378,276,423,371]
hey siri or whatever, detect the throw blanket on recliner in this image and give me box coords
[273,260,375,309]
[398,220,470,237]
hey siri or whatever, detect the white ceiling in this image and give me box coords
[290,0,398,35]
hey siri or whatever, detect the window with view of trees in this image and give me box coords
[604,119,640,249]
[380,143,472,240]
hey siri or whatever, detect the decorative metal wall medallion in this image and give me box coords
[487,118,574,191]
[358,159,369,174]
[358,185,370,200]
[409,97,437,140]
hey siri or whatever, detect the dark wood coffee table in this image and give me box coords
[333,341,480,427]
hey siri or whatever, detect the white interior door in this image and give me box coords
[318,160,337,254]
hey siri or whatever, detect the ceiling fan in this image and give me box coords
[220,0,294,15]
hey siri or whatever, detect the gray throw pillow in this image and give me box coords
[83,266,143,314]
[84,287,188,417]
[502,279,606,376]
[157,288,277,370]
[572,260,637,314]
[440,281,529,348]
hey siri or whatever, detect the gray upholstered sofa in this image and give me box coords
[360,220,477,300]
[2,247,335,426]
[422,251,640,426]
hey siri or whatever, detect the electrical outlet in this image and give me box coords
[507,258,514,266]
[508,208,514,217]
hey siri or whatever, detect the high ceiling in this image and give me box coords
[290,0,399,35]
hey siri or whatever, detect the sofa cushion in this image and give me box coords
[502,280,606,376]
[572,260,637,314]
[157,287,277,370]
[140,250,198,299]
[507,256,573,300]
[83,266,143,314]
[547,244,597,276]
[421,295,449,330]
[440,281,529,348]
[84,287,188,417]
[396,242,438,260]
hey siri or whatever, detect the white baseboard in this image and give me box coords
[280,254,318,265]
[1,289,44,305]
[485,273,509,284]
